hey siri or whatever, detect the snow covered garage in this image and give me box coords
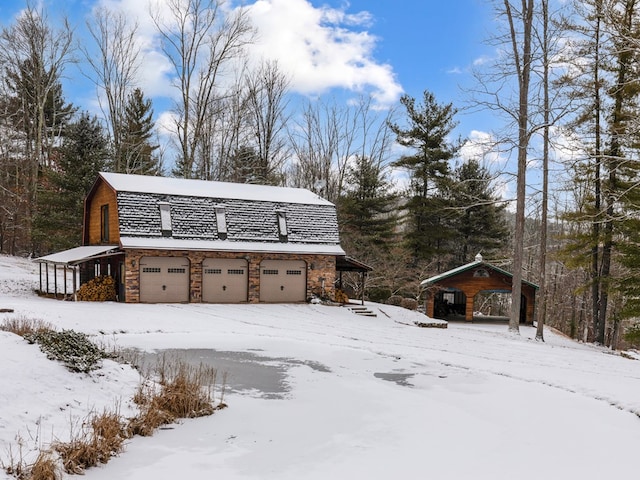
[36,172,351,304]
[39,173,352,303]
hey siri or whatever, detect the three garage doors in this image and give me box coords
[138,256,307,303]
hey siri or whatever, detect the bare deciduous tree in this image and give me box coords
[243,59,290,184]
[151,0,253,178]
[288,96,393,202]
[82,6,140,173]
[0,1,74,253]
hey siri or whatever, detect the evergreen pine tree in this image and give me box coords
[388,90,459,267]
[448,159,509,266]
[33,113,109,254]
[120,88,160,175]
[337,155,400,301]
[339,155,398,252]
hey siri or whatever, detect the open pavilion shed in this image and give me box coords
[420,254,538,324]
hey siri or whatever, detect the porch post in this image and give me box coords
[54,265,58,297]
[63,265,68,297]
[73,266,78,301]
[465,291,474,322]
[39,262,42,293]
[45,263,49,295]
[426,290,435,318]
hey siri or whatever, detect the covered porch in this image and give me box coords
[34,245,123,300]
[336,255,373,305]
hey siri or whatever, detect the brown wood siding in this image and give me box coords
[424,265,536,324]
[87,181,119,245]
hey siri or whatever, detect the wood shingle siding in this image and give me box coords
[86,182,119,245]
[75,172,350,304]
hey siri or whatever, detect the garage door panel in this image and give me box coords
[260,260,306,302]
[140,257,190,303]
[202,258,248,303]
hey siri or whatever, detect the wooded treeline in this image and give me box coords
[1,0,640,349]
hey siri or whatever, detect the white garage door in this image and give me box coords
[139,256,190,303]
[202,258,248,303]
[260,259,307,302]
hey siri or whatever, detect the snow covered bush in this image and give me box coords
[24,330,109,373]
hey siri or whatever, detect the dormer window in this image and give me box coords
[215,205,227,240]
[158,202,172,237]
[276,210,288,242]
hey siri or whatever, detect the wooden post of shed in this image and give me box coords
[54,264,58,298]
[45,263,49,295]
[63,265,68,297]
[73,266,78,301]
[465,292,475,322]
[39,262,43,293]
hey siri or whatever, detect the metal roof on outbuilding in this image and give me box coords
[420,254,539,290]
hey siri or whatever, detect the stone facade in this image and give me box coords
[124,248,336,303]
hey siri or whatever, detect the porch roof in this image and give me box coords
[34,245,121,266]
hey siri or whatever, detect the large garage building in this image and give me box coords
[37,172,352,303]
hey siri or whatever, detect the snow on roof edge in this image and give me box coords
[420,260,539,289]
[34,245,120,265]
[119,237,346,255]
[99,172,334,206]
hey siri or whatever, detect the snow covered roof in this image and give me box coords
[115,189,341,247]
[88,173,344,255]
[420,258,539,289]
[34,245,120,265]
[119,237,345,255]
[99,172,334,206]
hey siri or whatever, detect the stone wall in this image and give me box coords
[123,248,336,303]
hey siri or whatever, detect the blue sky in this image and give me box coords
[0,0,502,175]
[0,0,492,131]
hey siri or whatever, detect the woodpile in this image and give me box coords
[77,275,117,302]
[334,289,349,304]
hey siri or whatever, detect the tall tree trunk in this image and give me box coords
[505,0,534,333]
[591,0,603,344]
[536,0,550,341]
[597,0,637,344]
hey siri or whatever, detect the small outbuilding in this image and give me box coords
[420,254,538,324]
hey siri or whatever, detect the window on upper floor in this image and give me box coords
[215,206,227,240]
[158,202,172,237]
[276,210,288,241]
[100,204,109,243]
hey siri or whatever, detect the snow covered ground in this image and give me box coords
[1,254,639,479]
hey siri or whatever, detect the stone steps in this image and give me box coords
[347,305,377,317]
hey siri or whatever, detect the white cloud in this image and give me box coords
[94,0,176,98]
[94,0,402,107]
[459,130,503,164]
[244,0,402,106]
[472,55,491,66]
